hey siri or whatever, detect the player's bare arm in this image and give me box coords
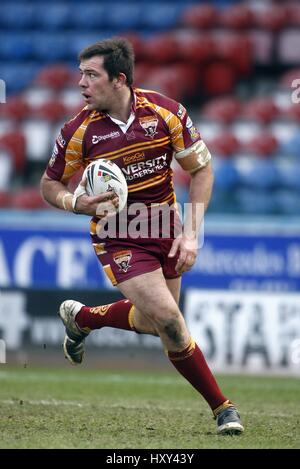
[40,172,117,216]
[168,141,213,274]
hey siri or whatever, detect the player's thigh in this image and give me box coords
[117,268,179,321]
[166,276,181,305]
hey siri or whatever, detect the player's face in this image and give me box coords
[79,56,116,111]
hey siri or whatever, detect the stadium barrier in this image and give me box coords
[0,287,299,375]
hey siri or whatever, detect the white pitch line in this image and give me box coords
[0,371,184,386]
[0,398,84,407]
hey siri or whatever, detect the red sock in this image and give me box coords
[75,299,136,332]
[168,339,227,411]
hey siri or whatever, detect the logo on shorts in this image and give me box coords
[113,250,132,273]
[139,116,158,139]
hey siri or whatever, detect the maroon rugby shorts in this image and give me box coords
[91,237,180,286]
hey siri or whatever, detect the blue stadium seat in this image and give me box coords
[275,190,300,215]
[213,158,240,191]
[34,3,71,30]
[142,4,184,30]
[0,34,34,60]
[69,3,108,30]
[276,160,300,191]
[0,3,35,30]
[278,131,300,159]
[105,3,143,31]
[32,34,71,63]
[237,188,278,214]
[1,63,39,94]
[234,156,279,190]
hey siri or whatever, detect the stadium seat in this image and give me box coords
[143,35,178,63]
[217,4,253,29]
[34,3,71,31]
[174,31,216,64]
[32,34,70,62]
[35,65,74,90]
[241,133,278,157]
[181,4,217,28]
[0,130,26,172]
[142,3,183,30]
[33,100,67,122]
[207,132,240,157]
[0,96,30,121]
[201,61,236,95]
[275,190,300,215]
[0,3,35,30]
[237,188,278,214]
[201,97,242,124]
[21,119,53,162]
[276,160,300,191]
[278,30,300,64]
[234,155,279,190]
[0,34,34,60]
[1,63,39,94]
[213,157,240,191]
[213,32,252,76]
[69,4,107,30]
[241,97,279,124]
[10,187,48,209]
[251,4,289,31]
[247,30,274,65]
[0,190,12,207]
[105,3,143,31]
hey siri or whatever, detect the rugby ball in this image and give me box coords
[84,159,128,215]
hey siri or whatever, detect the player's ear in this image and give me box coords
[114,73,127,88]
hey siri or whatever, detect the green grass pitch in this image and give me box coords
[0,366,299,449]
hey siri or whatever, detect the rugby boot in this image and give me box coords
[58,300,89,365]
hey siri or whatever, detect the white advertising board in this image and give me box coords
[185,290,300,375]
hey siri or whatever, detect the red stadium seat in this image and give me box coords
[218,4,253,29]
[143,35,178,63]
[175,31,216,63]
[201,61,236,96]
[35,65,74,90]
[181,4,217,29]
[241,133,278,157]
[32,100,67,122]
[206,132,240,158]
[251,4,289,31]
[213,32,252,76]
[242,98,279,124]
[11,187,48,209]
[0,130,26,171]
[201,97,242,124]
[284,103,300,122]
[0,191,12,208]
[0,96,30,121]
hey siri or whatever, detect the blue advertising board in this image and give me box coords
[1,211,300,291]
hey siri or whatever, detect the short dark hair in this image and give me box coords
[79,37,135,86]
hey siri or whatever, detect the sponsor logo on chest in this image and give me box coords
[92,131,120,144]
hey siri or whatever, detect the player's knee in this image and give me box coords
[151,309,186,346]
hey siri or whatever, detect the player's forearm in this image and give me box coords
[184,162,214,238]
[40,173,73,211]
